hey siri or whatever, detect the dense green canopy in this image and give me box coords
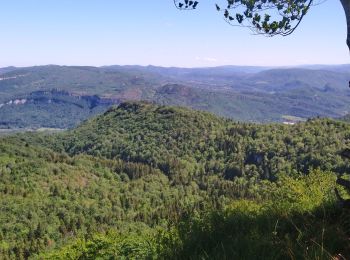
[1,102,350,258]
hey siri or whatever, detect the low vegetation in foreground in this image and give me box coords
[1,102,350,259]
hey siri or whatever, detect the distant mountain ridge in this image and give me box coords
[1,64,350,128]
[0,66,17,75]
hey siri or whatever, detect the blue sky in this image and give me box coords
[0,0,347,67]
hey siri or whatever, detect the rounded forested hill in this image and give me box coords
[44,101,350,183]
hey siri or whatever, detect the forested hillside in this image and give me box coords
[49,102,350,182]
[1,102,350,259]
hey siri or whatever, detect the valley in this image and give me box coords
[1,64,350,129]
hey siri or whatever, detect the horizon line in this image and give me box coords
[1,63,350,70]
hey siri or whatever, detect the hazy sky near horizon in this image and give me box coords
[0,0,348,67]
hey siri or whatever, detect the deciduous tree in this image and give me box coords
[175,0,350,51]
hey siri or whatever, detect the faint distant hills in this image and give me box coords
[0,66,17,75]
[297,64,350,73]
[0,64,350,129]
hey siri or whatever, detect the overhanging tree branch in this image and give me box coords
[175,0,316,36]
